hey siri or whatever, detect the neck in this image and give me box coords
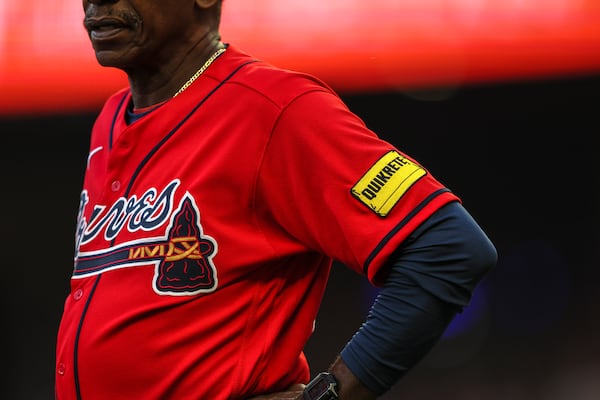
[172,44,226,98]
[127,34,224,109]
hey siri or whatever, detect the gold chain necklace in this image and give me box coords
[172,47,227,97]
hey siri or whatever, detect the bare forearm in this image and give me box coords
[329,356,377,400]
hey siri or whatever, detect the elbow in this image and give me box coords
[468,229,498,284]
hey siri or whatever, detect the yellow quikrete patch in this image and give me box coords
[351,150,426,216]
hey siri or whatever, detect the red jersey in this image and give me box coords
[55,45,459,399]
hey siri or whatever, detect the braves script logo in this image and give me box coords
[73,180,218,295]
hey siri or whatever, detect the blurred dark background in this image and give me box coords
[2,73,599,399]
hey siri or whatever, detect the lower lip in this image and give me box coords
[90,27,125,41]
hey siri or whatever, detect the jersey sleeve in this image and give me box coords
[257,88,459,285]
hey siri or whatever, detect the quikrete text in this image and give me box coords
[361,156,410,200]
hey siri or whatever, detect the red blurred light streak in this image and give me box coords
[1,0,599,115]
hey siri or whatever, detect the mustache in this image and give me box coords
[83,7,141,30]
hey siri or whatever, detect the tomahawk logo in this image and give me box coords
[74,182,218,296]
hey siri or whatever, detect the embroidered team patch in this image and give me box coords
[351,150,426,217]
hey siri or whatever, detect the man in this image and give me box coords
[55,0,497,399]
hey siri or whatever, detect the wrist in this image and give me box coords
[328,356,378,400]
[303,372,339,400]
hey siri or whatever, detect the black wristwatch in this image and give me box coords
[303,372,339,400]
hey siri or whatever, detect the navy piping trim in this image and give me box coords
[362,188,451,275]
[109,92,129,151]
[123,60,257,199]
[73,274,101,400]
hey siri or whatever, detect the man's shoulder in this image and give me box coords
[217,44,336,106]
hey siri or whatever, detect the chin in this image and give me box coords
[94,53,127,70]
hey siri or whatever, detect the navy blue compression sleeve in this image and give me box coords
[340,201,497,395]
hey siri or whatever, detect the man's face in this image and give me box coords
[82,0,198,71]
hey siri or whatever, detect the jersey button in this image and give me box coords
[73,289,83,301]
[111,180,121,192]
[57,363,66,376]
